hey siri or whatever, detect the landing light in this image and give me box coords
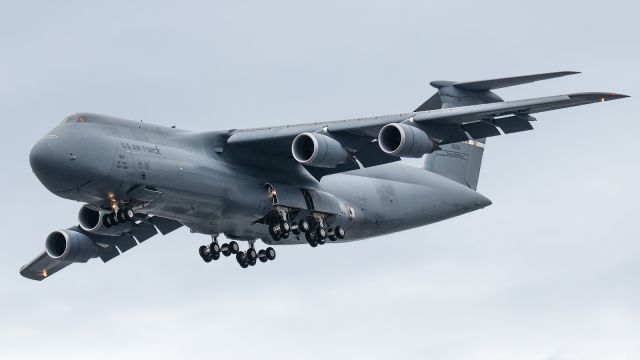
[42,269,48,277]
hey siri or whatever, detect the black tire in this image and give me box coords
[258,249,267,263]
[291,222,300,235]
[249,258,256,266]
[335,226,346,239]
[222,249,231,257]
[210,243,220,253]
[212,251,220,260]
[117,209,128,222]
[329,235,337,241]
[229,241,239,254]
[103,214,112,228]
[281,220,290,232]
[317,237,325,245]
[236,252,248,268]
[300,219,311,233]
[316,227,327,239]
[309,239,318,247]
[269,223,280,237]
[198,245,207,259]
[108,212,118,225]
[266,247,276,260]
[123,207,135,221]
[280,231,289,239]
[247,248,258,261]
[203,253,213,263]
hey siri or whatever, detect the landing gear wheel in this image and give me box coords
[211,251,220,261]
[198,245,207,259]
[222,246,232,257]
[210,243,221,253]
[258,249,268,263]
[291,222,301,235]
[117,209,128,222]
[265,247,276,260]
[306,233,318,247]
[329,234,337,241]
[228,241,239,254]
[280,231,289,239]
[247,248,258,261]
[317,237,325,246]
[103,214,113,228]
[249,258,257,266]
[236,252,248,268]
[123,207,135,221]
[280,220,290,233]
[316,227,327,240]
[269,224,280,240]
[299,219,311,233]
[335,226,346,239]
[108,212,118,225]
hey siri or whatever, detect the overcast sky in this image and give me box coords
[0,1,638,359]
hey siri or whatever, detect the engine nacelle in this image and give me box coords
[45,230,99,263]
[378,123,436,158]
[78,204,132,236]
[291,132,349,168]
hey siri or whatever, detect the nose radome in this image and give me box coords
[29,139,55,177]
[29,137,86,192]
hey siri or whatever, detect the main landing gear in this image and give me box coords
[199,236,275,268]
[102,207,135,228]
[304,224,345,247]
[269,213,346,248]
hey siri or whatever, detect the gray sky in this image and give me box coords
[1,1,638,359]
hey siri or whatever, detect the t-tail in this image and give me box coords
[419,71,580,190]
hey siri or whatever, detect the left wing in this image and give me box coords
[224,91,627,179]
[20,216,183,281]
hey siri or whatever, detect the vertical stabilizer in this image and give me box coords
[424,139,485,190]
[419,81,500,190]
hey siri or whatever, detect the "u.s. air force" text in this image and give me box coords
[120,142,161,154]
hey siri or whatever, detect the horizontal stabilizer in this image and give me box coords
[432,71,580,91]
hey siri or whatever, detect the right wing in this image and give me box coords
[224,91,628,179]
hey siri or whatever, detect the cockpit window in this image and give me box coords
[62,114,90,124]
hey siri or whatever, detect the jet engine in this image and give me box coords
[45,229,100,263]
[78,204,132,236]
[291,132,349,168]
[378,123,436,157]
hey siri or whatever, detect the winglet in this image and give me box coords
[431,71,581,91]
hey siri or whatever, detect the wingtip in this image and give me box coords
[568,92,630,103]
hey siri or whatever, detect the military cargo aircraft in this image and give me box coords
[21,71,628,280]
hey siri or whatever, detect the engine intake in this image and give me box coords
[45,230,99,263]
[291,132,349,168]
[378,123,435,157]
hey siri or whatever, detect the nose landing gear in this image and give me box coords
[103,207,135,228]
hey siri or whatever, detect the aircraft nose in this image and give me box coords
[29,137,84,192]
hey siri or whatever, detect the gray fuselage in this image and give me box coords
[29,114,491,245]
